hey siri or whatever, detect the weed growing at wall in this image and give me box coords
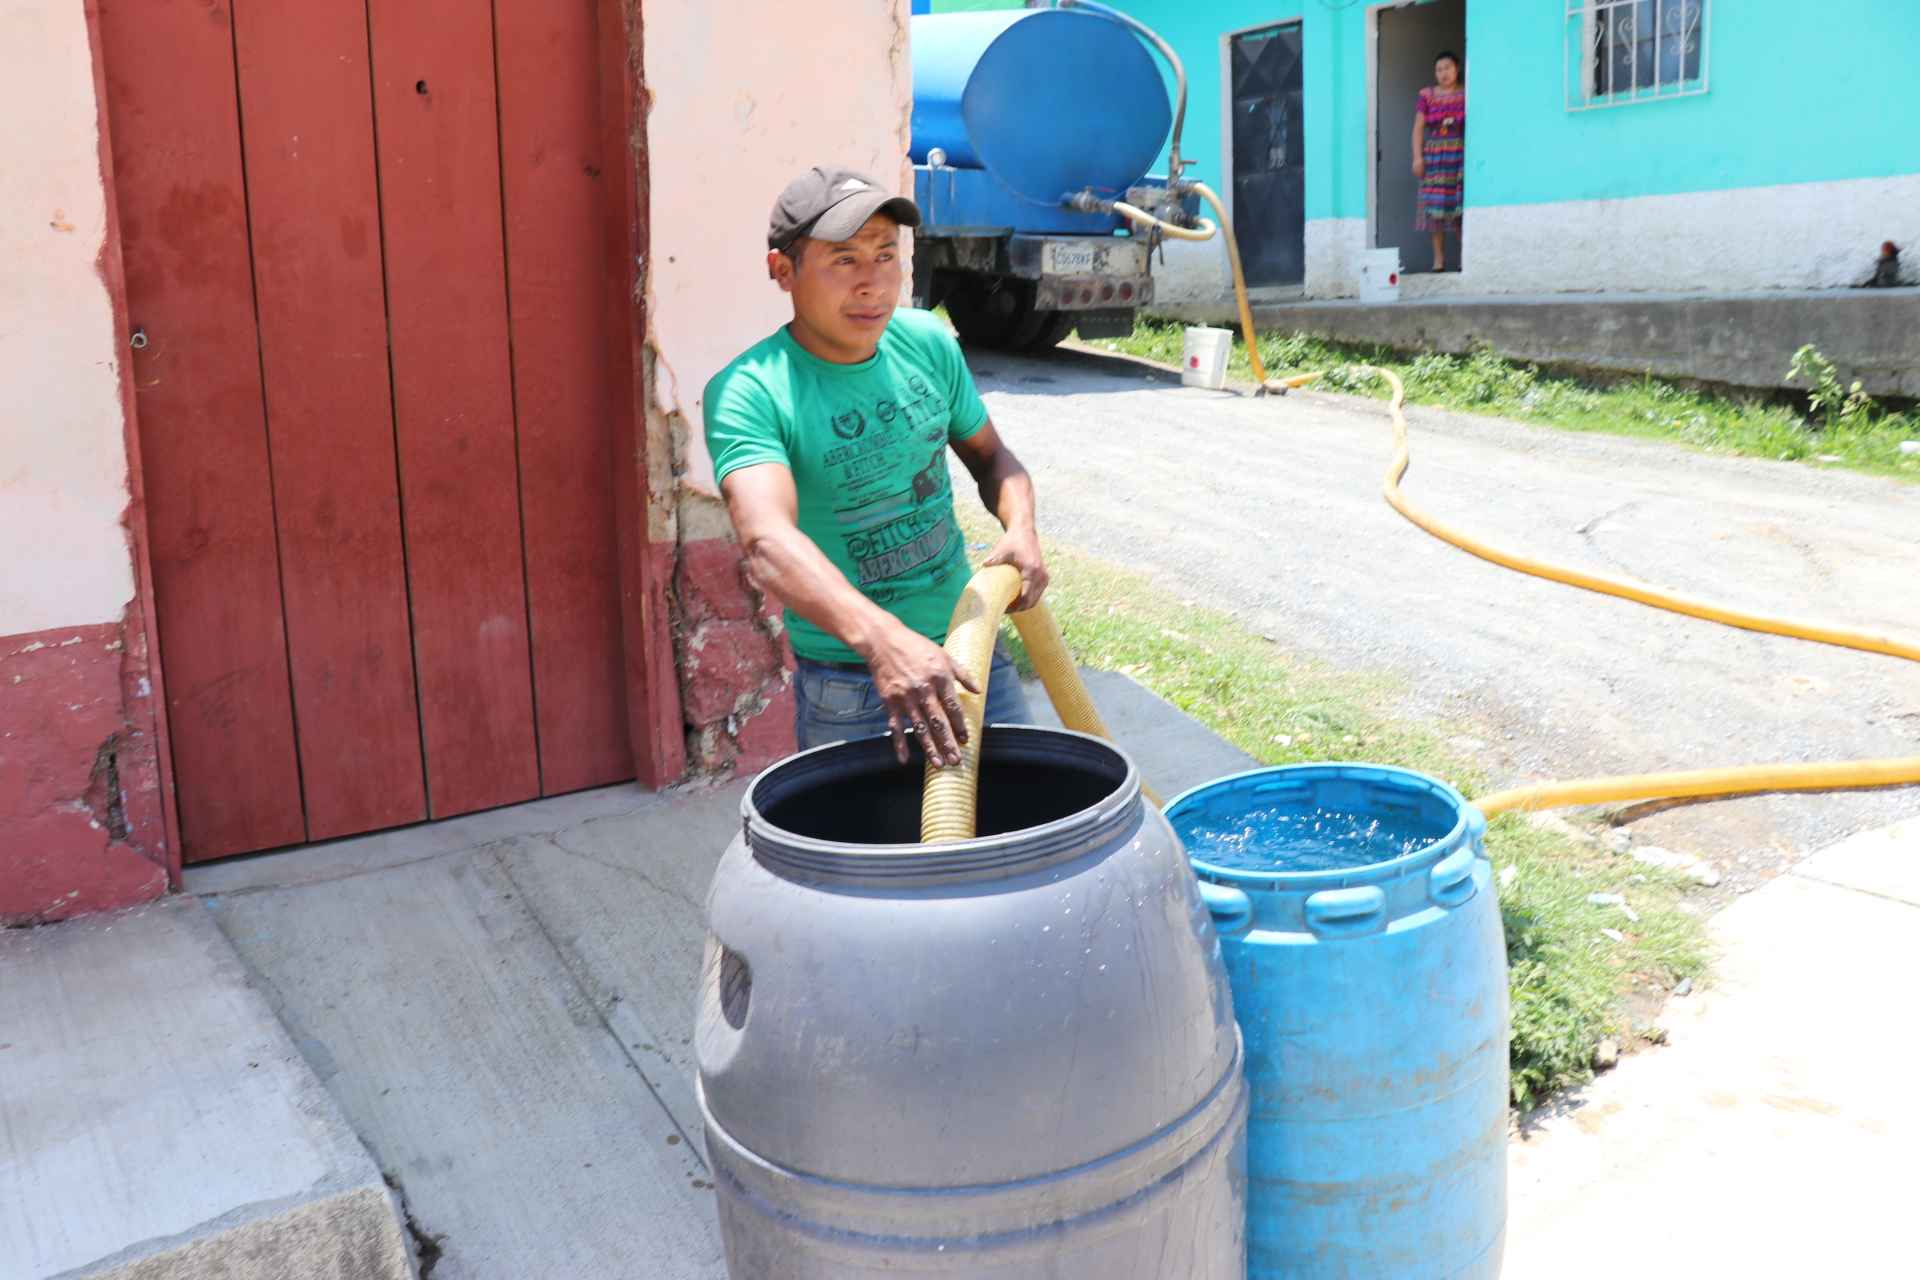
[1786,344,1877,427]
[955,502,1712,1110]
[1090,321,1920,481]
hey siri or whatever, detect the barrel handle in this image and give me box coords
[1428,845,1479,907]
[1197,881,1253,935]
[1304,885,1387,939]
[1463,803,1489,851]
[717,944,753,1029]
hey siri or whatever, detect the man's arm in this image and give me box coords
[720,462,977,767]
[950,418,1049,612]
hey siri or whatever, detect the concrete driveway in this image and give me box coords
[970,346,1920,872]
[1505,818,1920,1278]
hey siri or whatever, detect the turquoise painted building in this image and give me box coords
[921,0,1920,300]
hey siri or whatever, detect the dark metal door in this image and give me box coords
[1230,23,1306,287]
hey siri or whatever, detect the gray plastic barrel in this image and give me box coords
[697,726,1247,1278]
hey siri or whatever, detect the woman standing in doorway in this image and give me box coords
[1412,51,1465,271]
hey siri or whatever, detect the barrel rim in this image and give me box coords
[1164,762,1484,890]
[742,724,1144,886]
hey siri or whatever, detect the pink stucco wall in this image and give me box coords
[643,0,913,496]
[0,0,137,637]
[643,0,912,774]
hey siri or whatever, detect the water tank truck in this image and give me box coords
[909,3,1209,351]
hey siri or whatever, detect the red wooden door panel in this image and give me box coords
[104,0,644,855]
[495,0,632,793]
[99,0,307,859]
[366,0,542,816]
[231,0,428,840]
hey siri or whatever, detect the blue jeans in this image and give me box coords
[793,641,1034,751]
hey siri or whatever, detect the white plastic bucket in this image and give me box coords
[1357,249,1402,303]
[1182,326,1234,389]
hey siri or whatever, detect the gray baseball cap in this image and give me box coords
[768,166,921,253]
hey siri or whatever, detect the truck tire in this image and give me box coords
[1019,311,1079,351]
[946,278,1056,351]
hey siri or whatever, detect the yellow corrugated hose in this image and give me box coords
[1187,183,1271,387]
[921,566,1163,843]
[1009,603,1163,808]
[920,565,1023,843]
[1280,365,1920,817]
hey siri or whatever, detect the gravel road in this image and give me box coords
[969,346,1920,876]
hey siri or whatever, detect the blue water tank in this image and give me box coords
[1168,764,1509,1280]
[910,10,1171,209]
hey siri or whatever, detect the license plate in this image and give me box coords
[1043,242,1098,275]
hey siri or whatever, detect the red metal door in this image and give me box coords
[100,0,633,861]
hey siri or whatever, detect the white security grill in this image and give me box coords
[1566,0,1709,109]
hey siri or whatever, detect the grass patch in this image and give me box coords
[1490,813,1710,1110]
[1087,319,1920,483]
[960,504,1712,1109]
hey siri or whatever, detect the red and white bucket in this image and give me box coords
[1182,326,1234,390]
[1357,249,1402,303]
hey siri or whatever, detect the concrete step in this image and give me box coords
[0,897,413,1280]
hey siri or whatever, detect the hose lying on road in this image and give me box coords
[917,369,1916,835]
[971,132,1914,828]
[1279,365,1920,818]
[922,566,1161,843]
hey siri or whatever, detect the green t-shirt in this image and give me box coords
[703,307,990,664]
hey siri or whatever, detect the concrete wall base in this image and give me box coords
[1148,287,1920,395]
[2,616,170,924]
[673,488,796,780]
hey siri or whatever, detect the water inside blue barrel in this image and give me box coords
[1175,805,1444,873]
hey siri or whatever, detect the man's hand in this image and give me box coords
[951,417,1048,612]
[983,527,1049,614]
[862,621,981,767]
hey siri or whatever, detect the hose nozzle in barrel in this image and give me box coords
[921,566,1023,844]
[921,566,1163,843]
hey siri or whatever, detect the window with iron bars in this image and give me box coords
[1566,0,1708,109]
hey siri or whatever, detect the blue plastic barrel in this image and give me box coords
[1166,764,1508,1280]
[910,10,1171,207]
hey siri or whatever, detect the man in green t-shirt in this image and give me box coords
[705,166,1048,769]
